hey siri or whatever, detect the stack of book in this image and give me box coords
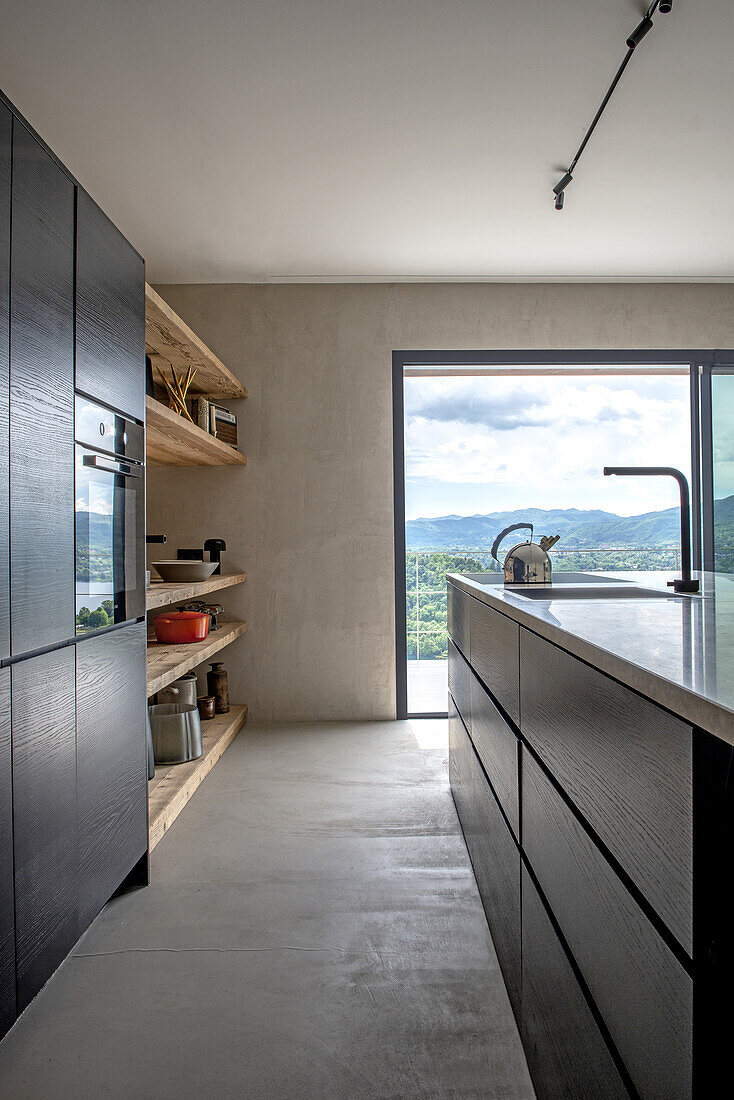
[189,397,238,450]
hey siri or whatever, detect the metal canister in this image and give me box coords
[207,662,230,714]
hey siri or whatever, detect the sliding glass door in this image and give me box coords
[701,365,734,571]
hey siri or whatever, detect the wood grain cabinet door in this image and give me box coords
[522,750,692,1100]
[76,622,148,929]
[0,668,15,1037]
[521,866,630,1100]
[76,188,145,421]
[448,639,471,731]
[469,599,520,724]
[449,698,521,1018]
[0,104,10,662]
[12,647,77,1011]
[469,668,519,839]
[520,627,693,953]
[447,581,470,658]
[10,121,74,656]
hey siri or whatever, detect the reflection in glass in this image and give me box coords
[712,372,734,572]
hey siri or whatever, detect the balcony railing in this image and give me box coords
[406,546,686,661]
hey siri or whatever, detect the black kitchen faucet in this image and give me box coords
[602,467,699,594]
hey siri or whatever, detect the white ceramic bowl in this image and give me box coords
[152,560,219,582]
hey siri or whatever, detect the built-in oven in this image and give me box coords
[75,396,145,636]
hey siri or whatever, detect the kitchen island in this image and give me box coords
[447,570,733,1100]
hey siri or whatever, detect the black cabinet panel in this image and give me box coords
[77,622,148,929]
[523,750,692,1100]
[76,188,145,421]
[449,698,521,1018]
[447,581,470,658]
[521,866,630,1100]
[469,599,519,724]
[448,639,471,731]
[10,121,74,655]
[469,668,519,839]
[0,105,9,661]
[0,667,15,1036]
[12,647,77,1010]
[520,628,692,952]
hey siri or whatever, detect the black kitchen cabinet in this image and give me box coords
[10,120,75,656]
[76,188,145,422]
[469,597,520,724]
[0,668,14,1037]
[522,749,692,1099]
[12,647,77,1011]
[77,622,148,929]
[0,104,10,661]
[520,627,693,953]
[449,695,521,1017]
[521,866,630,1100]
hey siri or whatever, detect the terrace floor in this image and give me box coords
[408,658,448,714]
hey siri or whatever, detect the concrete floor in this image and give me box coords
[0,720,534,1100]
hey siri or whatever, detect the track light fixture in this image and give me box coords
[552,1,674,210]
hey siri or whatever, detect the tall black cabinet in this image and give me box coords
[9,120,75,656]
[0,89,149,1040]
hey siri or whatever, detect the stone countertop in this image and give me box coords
[446,569,734,746]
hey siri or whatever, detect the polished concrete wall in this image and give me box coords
[147,283,734,720]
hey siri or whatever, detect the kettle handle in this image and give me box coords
[491,522,533,563]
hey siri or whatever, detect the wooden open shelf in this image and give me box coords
[147,620,248,697]
[149,704,248,850]
[145,396,247,467]
[145,284,247,400]
[147,571,247,611]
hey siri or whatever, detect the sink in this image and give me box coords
[460,571,632,587]
[515,586,678,600]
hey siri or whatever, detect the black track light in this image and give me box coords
[627,16,653,48]
[553,172,573,196]
[551,0,674,209]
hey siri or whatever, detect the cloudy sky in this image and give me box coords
[404,373,691,520]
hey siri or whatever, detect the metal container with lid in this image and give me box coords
[491,523,560,584]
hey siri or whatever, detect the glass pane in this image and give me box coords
[404,370,691,715]
[712,371,734,571]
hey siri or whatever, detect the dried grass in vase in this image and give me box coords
[158,364,198,421]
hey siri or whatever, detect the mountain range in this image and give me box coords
[406,495,734,551]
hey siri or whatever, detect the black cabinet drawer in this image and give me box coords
[447,581,470,657]
[522,750,692,1100]
[469,598,519,724]
[76,188,145,421]
[12,647,78,1011]
[0,104,9,662]
[469,668,519,839]
[77,622,148,929]
[448,639,471,730]
[520,628,692,952]
[449,699,521,1018]
[10,121,75,655]
[0,667,14,1037]
[521,866,630,1100]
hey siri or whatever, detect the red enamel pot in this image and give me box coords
[153,611,210,644]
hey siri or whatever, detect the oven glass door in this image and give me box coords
[75,445,145,635]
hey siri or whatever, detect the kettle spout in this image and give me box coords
[539,534,561,552]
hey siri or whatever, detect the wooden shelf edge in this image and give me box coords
[146,284,248,400]
[146,620,248,697]
[145,395,247,467]
[148,704,248,851]
[146,571,247,611]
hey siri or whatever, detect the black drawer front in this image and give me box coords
[449,699,520,1018]
[469,668,519,839]
[447,581,470,657]
[469,598,519,724]
[520,628,692,952]
[522,750,692,1100]
[448,639,471,730]
[521,866,630,1100]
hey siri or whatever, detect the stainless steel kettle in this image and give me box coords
[490,523,560,584]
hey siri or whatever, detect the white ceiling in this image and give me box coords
[1,1,732,282]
